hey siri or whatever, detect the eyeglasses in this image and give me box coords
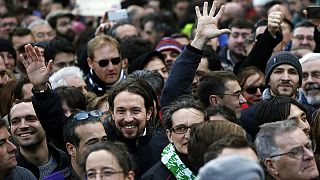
[0,22,18,28]
[73,110,103,121]
[245,85,267,95]
[86,171,124,180]
[217,91,243,99]
[94,57,121,67]
[269,141,316,159]
[170,125,192,134]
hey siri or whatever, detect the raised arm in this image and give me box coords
[160,1,230,108]
[21,44,66,151]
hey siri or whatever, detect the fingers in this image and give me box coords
[203,2,208,16]
[46,60,54,75]
[216,4,225,20]
[209,1,217,17]
[20,54,29,69]
[195,6,201,19]
[219,29,232,35]
[25,44,39,62]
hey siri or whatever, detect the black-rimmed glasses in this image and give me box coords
[217,91,243,99]
[73,110,103,121]
[170,125,192,134]
[94,57,121,67]
[269,141,316,159]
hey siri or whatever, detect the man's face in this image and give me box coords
[74,122,107,166]
[167,108,204,155]
[11,34,35,50]
[271,128,318,180]
[0,51,15,71]
[288,104,310,138]
[52,52,75,72]
[291,27,315,51]
[269,64,300,97]
[31,24,56,42]
[228,27,252,57]
[88,44,122,85]
[144,57,168,81]
[302,60,320,106]
[56,17,74,41]
[218,80,247,119]
[192,58,211,94]
[10,102,46,148]
[142,21,161,45]
[0,127,17,175]
[113,91,152,139]
[160,50,180,71]
[0,17,19,39]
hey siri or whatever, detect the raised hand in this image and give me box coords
[191,1,231,50]
[20,44,53,90]
[268,5,283,37]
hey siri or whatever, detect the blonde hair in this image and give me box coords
[87,34,120,59]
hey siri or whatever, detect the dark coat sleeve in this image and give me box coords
[160,45,202,108]
[32,88,66,151]
[234,28,283,75]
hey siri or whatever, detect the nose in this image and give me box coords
[184,128,191,139]
[7,140,17,153]
[303,146,315,160]
[124,111,134,122]
[239,93,247,104]
[19,119,29,128]
[281,71,290,80]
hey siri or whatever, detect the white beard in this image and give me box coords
[306,95,320,106]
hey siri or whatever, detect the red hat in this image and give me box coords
[155,37,182,53]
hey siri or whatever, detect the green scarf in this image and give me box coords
[161,143,196,180]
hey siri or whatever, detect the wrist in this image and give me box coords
[33,83,51,93]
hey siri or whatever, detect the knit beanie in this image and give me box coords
[196,155,265,180]
[265,51,302,86]
[0,38,16,62]
[155,37,182,53]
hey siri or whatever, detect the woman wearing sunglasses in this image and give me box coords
[238,66,266,106]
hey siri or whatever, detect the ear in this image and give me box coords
[146,107,153,122]
[166,129,173,143]
[125,170,135,180]
[209,95,219,107]
[264,158,279,178]
[87,57,94,69]
[66,142,76,157]
[121,58,128,69]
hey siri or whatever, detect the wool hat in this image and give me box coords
[196,155,265,180]
[265,51,302,86]
[128,50,165,74]
[0,38,16,62]
[155,37,182,53]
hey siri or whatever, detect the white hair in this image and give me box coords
[299,53,320,65]
[49,66,84,89]
[27,19,51,30]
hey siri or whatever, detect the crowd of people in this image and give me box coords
[1,0,320,179]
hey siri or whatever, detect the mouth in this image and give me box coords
[17,132,34,138]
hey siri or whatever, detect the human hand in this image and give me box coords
[191,1,231,50]
[268,5,283,37]
[20,44,53,90]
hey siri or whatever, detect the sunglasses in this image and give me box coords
[73,110,103,121]
[245,85,267,95]
[94,57,121,67]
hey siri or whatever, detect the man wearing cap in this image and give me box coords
[155,37,183,72]
[299,53,320,108]
[46,10,75,42]
[240,51,316,141]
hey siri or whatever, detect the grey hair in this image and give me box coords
[255,119,298,161]
[28,19,51,30]
[299,53,320,65]
[49,66,84,89]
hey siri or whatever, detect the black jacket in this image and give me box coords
[16,143,71,179]
[140,161,176,180]
[105,122,169,178]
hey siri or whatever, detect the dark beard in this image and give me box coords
[57,30,75,42]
